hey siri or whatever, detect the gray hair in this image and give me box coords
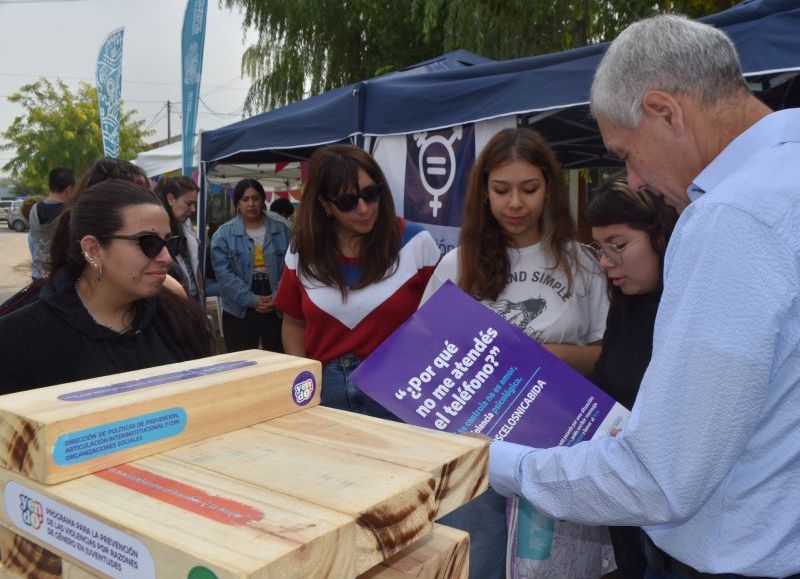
[590,14,747,128]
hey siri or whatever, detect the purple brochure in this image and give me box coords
[351,281,629,447]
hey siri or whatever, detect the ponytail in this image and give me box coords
[48,208,77,279]
[156,289,214,358]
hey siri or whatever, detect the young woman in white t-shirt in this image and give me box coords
[422,127,608,372]
[421,127,609,579]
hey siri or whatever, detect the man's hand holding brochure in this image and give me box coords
[350,281,628,577]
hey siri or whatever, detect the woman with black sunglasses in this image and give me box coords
[0,180,214,393]
[210,178,290,353]
[273,144,440,419]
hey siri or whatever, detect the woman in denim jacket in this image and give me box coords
[211,179,290,353]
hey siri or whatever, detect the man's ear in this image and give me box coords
[642,90,686,133]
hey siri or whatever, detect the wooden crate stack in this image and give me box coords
[0,350,485,578]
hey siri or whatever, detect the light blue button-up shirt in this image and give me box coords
[489,108,800,577]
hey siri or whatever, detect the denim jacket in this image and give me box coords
[210,213,290,318]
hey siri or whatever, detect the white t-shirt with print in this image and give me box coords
[421,241,608,345]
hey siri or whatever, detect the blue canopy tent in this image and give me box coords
[200,0,800,171]
[199,50,493,166]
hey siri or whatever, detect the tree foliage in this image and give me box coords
[224,0,445,114]
[417,0,739,57]
[225,0,738,115]
[1,79,152,193]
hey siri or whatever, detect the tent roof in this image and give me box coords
[133,139,301,188]
[133,140,196,177]
[200,50,492,165]
[201,0,800,168]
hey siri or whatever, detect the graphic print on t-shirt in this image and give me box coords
[247,227,267,273]
[422,242,608,347]
[488,297,547,340]
[253,245,265,270]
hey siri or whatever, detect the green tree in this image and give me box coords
[416,0,739,57]
[224,0,444,114]
[1,79,152,193]
[226,0,737,114]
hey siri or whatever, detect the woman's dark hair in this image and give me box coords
[154,176,198,260]
[232,178,266,207]
[50,180,213,358]
[292,144,400,297]
[68,158,150,207]
[460,127,578,301]
[583,176,679,307]
[51,180,162,276]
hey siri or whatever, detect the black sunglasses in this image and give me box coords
[326,182,385,212]
[103,233,185,259]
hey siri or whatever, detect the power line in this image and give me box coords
[199,97,243,118]
[0,71,247,91]
[144,102,167,131]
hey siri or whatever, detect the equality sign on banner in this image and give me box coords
[350,281,629,447]
[403,124,475,229]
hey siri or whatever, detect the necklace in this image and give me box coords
[74,280,135,334]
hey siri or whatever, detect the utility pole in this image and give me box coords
[167,100,172,140]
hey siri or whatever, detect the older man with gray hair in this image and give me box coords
[489,13,800,579]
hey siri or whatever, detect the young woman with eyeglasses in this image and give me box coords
[584,177,679,579]
[420,127,610,579]
[0,180,214,393]
[210,178,290,353]
[273,144,440,419]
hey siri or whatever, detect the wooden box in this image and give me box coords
[0,407,487,578]
[0,350,320,485]
[1,523,469,579]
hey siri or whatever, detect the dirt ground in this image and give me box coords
[0,226,33,303]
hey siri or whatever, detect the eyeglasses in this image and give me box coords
[590,242,626,267]
[103,233,184,259]
[589,237,645,268]
[326,182,384,212]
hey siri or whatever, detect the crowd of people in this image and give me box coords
[0,11,798,579]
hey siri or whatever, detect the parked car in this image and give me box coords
[7,200,29,232]
[0,199,15,222]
